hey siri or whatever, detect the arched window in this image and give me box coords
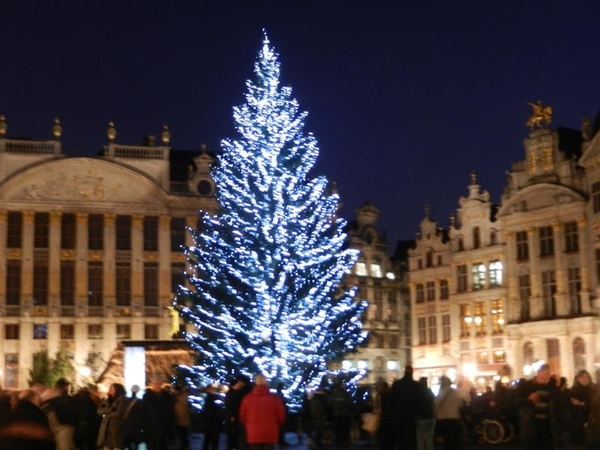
[473,227,481,249]
[458,238,464,252]
[573,337,586,372]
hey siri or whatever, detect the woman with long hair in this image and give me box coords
[97,383,127,450]
[564,370,595,450]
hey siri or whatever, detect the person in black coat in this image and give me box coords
[516,364,559,450]
[202,384,223,450]
[225,375,252,450]
[415,377,436,450]
[123,385,144,450]
[391,365,421,450]
[74,385,101,450]
[143,381,176,450]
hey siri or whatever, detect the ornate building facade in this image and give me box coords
[345,203,411,384]
[0,118,218,388]
[408,111,600,389]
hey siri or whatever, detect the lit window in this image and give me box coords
[355,258,367,276]
[371,259,382,278]
[460,305,471,338]
[491,300,504,334]
[489,260,503,287]
[472,263,486,290]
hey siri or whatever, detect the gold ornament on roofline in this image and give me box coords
[0,115,6,137]
[52,117,63,140]
[161,124,171,145]
[526,100,552,130]
[107,121,117,142]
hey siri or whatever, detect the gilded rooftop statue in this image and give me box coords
[527,100,552,130]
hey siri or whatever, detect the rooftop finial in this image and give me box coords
[0,115,6,138]
[470,171,477,185]
[424,204,430,219]
[107,121,117,142]
[161,124,171,145]
[52,117,63,140]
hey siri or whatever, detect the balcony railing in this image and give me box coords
[144,306,160,317]
[61,306,76,317]
[88,306,104,317]
[3,139,61,154]
[5,305,21,317]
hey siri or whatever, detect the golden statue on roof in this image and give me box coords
[527,100,552,130]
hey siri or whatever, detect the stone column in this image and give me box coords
[0,211,7,302]
[559,335,573,382]
[48,212,61,302]
[131,215,144,304]
[527,227,542,317]
[159,215,172,302]
[75,213,89,308]
[21,211,35,307]
[104,214,116,311]
[504,231,520,322]
[578,218,592,314]
[553,222,568,316]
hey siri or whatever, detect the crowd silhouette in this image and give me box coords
[1,365,600,450]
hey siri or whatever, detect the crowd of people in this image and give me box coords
[2,365,600,450]
[298,363,600,450]
[0,378,192,450]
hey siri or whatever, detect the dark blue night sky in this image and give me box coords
[3,1,600,248]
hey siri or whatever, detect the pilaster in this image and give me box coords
[21,211,34,304]
[48,211,61,301]
[578,218,592,314]
[104,214,116,310]
[75,213,89,306]
[159,215,172,301]
[131,215,144,303]
[0,211,7,301]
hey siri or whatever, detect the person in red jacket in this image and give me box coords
[240,374,286,450]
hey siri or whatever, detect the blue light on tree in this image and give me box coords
[175,32,367,407]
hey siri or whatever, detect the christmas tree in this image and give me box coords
[176,32,367,406]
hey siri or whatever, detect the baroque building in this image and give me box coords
[345,202,411,384]
[408,109,600,389]
[0,117,218,388]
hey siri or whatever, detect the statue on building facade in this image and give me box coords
[526,100,552,130]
